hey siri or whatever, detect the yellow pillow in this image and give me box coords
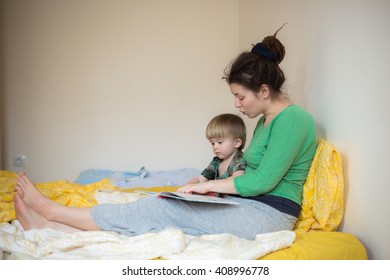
[294,139,344,233]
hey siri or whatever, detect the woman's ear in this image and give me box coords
[258,84,271,99]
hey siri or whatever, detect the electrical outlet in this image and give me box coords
[14,155,26,167]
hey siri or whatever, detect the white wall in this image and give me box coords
[2,0,390,260]
[2,0,240,181]
[239,0,390,260]
[307,0,390,261]
[0,1,3,168]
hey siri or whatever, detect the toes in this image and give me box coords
[13,193,19,203]
[14,185,24,198]
[13,193,25,211]
[14,192,23,204]
[15,172,31,189]
[16,177,25,188]
[23,174,33,185]
[17,172,26,181]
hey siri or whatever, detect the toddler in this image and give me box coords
[186,113,247,186]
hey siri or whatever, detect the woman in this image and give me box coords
[14,27,317,240]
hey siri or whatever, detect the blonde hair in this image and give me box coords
[205,114,246,150]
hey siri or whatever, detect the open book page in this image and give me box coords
[135,191,239,205]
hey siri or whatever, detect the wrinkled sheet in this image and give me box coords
[0,183,296,260]
[75,167,201,188]
[0,220,295,260]
[0,139,360,260]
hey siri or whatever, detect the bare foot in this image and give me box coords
[15,172,53,219]
[14,193,48,230]
[14,184,24,199]
[14,193,81,233]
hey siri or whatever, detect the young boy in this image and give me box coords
[186,113,247,186]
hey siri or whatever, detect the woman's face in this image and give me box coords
[229,83,264,119]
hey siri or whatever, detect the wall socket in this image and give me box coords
[14,155,27,167]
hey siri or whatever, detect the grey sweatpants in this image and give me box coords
[91,195,297,240]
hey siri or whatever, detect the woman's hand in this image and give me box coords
[177,182,211,194]
[178,177,237,195]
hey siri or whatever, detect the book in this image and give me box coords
[135,191,239,205]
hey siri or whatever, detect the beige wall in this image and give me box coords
[0,1,3,168]
[2,0,240,181]
[2,0,390,259]
[239,0,390,260]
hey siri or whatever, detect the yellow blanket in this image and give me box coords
[0,139,367,260]
[0,171,182,223]
[1,138,344,232]
[0,171,118,223]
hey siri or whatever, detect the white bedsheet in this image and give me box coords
[0,189,296,260]
[0,221,295,260]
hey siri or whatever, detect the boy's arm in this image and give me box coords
[184,175,208,185]
[232,170,244,177]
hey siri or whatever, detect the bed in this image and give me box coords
[0,139,367,260]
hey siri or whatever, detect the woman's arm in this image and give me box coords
[184,175,208,185]
[234,108,315,197]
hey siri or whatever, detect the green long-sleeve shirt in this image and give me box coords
[234,104,317,205]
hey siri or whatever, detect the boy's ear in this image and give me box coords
[234,138,243,149]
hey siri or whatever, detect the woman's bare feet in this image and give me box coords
[14,193,48,230]
[15,172,54,220]
[14,172,101,232]
[14,193,81,233]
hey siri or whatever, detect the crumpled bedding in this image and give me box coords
[74,167,201,188]
[0,173,296,259]
[0,139,358,260]
[0,220,295,260]
[0,171,118,223]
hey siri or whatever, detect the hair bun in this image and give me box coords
[261,23,286,64]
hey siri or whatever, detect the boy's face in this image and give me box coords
[208,137,242,160]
